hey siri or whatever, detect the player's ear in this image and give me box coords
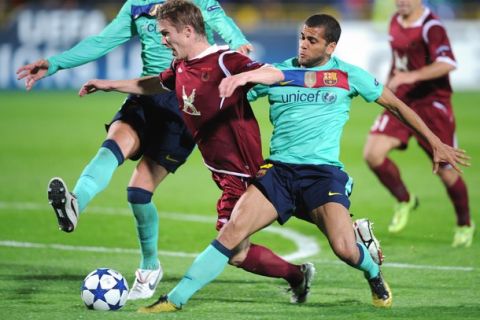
[326,42,337,55]
[184,25,193,38]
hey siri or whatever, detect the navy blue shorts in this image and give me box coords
[106,92,195,173]
[252,161,353,225]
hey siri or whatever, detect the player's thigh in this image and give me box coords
[364,134,402,162]
[128,156,169,192]
[414,100,456,159]
[365,111,409,165]
[311,202,358,261]
[217,185,277,250]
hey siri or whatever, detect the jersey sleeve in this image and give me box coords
[195,0,249,50]
[424,23,456,66]
[348,65,384,102]
[159,63,176,91]
[247,84,269,102]
[222,52,263,92]
[46,1,136,76]
[222,52,263,75]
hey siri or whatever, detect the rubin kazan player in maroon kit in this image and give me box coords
[79,0,314,305]
[363,0,474,247]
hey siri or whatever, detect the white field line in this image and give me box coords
[311,259,474,272]
[0,201,319,261]
[0,201,474,272]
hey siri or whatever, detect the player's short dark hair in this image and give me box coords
[157,0,206,36]
[305,14,341,44]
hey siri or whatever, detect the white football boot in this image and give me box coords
[289,262,316,303]
[47,177,79,233]
[354,218,384,265]
[128,262,164,300]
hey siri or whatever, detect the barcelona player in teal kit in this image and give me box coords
[117,12,469,312]
[16,0,258,300]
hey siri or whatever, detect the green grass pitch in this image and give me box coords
[0,90,478,319]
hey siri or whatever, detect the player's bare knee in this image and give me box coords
[217,220,248,250]
[363,145,385,168]
[437,166,459,186]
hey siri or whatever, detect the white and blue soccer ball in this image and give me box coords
[81,268,129,311]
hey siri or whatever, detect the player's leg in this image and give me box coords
[437,167,474,247]
[127,92,195,299]
[138,185,279,313]
[126,156,169,300]
[48,119,138,232]
[363,112,418,233]
[311,202,392,307]
[415,100,473,247]
[233,239,314,304]
[209,173,307,302]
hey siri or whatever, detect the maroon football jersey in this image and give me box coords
[160,45,264,177]
[389,7,456,102]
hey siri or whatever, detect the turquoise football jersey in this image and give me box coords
[47,0,249,76]
[249,56,383,168]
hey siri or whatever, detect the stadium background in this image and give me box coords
[0,1,479,319]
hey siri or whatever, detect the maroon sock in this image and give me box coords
[446,177,470,226]
[239,243,303,287]
[371,158,410,202]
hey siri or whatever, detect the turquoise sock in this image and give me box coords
[73,147,120,213]
[130,202,159,270]
[354,243,380,279]
[168,241,232,307]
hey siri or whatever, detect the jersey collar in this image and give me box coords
[190,44,230,60]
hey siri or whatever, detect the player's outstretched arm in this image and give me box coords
[79,76,167,97]
[16,59,50,91]
[376,87,470,174]
[388,61,456,92]
[219,66,283,98]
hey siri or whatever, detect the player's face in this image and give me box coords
[395,0,422,17]
[298,25,336,68]
[159,19,189,59]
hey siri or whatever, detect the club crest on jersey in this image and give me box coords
[201,68,211,82]
[256,163,273,178]
[323,72,338,86]
[304,71,317,88]
[182,86,201,116]
[322,92,337,104]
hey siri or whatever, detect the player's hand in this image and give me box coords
[236,44,254,55]
[387,70,418,92]
[431,140,470,174]
[79,79,114,97]
[219,74,247,98]
[16,59,49,91]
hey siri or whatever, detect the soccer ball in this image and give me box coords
[80,268,129,311]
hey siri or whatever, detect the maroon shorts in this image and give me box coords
[370,98,457,158]
[212,172,250,231]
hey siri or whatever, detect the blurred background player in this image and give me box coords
[16,0,254,300]
[78,0,314,306]
[363,0,474,247]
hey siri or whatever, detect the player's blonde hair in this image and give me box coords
[157,0,206,36]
